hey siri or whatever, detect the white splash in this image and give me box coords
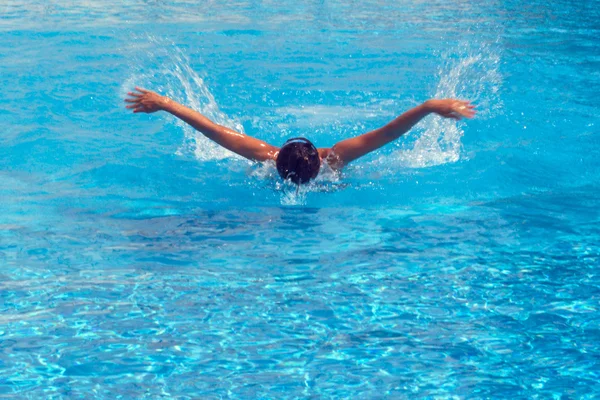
[122,36,244,161]
[280,183,308,206]
[259,159,345,206]
[392,41,503,168]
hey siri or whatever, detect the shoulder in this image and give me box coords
[317,148,331,159]
[317,148,343,170]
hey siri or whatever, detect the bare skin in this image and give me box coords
[125,87,475,169]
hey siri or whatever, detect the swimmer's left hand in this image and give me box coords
[425,99,476,120]
[125,87,170,113]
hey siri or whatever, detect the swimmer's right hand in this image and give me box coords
[425,99,476,120]
[125,87,170,113]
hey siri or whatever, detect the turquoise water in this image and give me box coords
[2,0,600,398]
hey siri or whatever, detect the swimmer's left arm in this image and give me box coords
[329,99,475,167]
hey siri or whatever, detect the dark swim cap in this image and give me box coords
[276,137,320,184]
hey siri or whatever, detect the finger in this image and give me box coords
[124,98,140,103]
[459,108,474,117]
[454,105,469,114]
[127,104,144,112]
[135,86,149,93]
[127,92,143,98]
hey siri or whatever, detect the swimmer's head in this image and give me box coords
[276,137,320,184]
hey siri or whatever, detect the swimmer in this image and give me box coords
[125,87,475,184]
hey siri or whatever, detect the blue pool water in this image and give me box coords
[2,0,600,397]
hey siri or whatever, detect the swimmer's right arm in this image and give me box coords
[125,87,279,162]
